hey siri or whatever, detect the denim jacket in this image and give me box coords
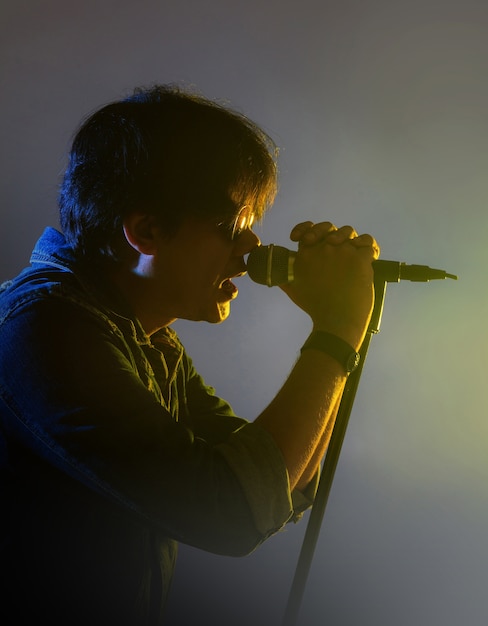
[0,228,312,625]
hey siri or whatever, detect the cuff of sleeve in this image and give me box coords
[290,469,319,522]
[217,422,295,538]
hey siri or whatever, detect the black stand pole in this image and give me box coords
[281,278,388,626]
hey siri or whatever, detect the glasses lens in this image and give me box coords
[217,206,255,240]
[232,206,255,239]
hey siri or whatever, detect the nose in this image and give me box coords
[233,228,261,255]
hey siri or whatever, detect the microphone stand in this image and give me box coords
[281,277,388,626]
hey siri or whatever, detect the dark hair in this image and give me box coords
[58,84,278,261]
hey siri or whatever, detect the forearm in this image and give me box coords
[254,221,379,493]
[254,348,348,491]
[293,392,342,492]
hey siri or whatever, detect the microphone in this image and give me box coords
[246,244,458,286]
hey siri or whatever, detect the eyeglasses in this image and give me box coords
[217,205,255,241]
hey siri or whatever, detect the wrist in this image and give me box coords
[311,322,365,353]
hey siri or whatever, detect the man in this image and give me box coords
[0,84,379,625]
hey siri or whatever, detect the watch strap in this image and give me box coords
[300,331,360,374]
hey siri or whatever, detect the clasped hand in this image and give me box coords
[280,221,381,350]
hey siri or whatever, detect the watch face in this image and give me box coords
[347,352,361,373]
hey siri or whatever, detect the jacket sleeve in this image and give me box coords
[0,289,307,556]
[177,348,318,526]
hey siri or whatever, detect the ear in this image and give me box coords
[122,213,160,255]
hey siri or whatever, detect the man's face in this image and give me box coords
[149,209,261,326]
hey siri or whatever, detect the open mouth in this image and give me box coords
[220,278,238,297]
[219,266,246,299]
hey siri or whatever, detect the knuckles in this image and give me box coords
[290,220,380,261]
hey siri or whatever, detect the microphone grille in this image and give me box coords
[247,244,291,286]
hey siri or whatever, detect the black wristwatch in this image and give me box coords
[300,331,360,374]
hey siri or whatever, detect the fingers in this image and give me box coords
[290,220,380,258]
[324,225,358,245]
[349,233,381,259]
[290,221,318,241]
[291,221,358,246]
[290,221,338,245]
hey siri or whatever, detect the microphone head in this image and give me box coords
[247,244,293,286]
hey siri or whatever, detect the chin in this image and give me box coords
[209,302,231,324]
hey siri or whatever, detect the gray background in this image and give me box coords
[1,1,487,624]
